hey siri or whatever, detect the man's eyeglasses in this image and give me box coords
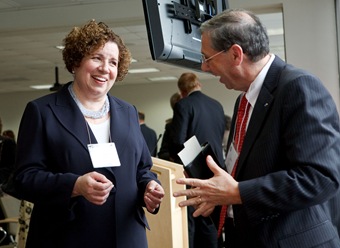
[201,50,225,63]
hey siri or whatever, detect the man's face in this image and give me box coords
[200,33,244,91]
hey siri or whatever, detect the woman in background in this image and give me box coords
[14,20,164,248]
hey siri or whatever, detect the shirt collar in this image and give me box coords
[245,54,275,107]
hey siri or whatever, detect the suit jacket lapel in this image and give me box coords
[49,82,92,150]
[234,57,286,178]
[107,96,130,155]
[49,84,131,150]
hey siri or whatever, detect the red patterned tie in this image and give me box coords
[217,94,250,237]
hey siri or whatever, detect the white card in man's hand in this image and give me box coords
[177,135,201,166]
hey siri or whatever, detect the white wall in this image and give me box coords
[229,0,340,109]
[0,0,339,151]
[0,80,239,142]
[111,81,239,138]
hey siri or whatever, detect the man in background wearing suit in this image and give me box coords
[158,92,182,161]
[0,117,16,186]
[173,9,340,248]
[138,112,158,157]
[170,72,226,248]
[0,117,17,245]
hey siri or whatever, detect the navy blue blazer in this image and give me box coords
[228,56,340,247]
[14,82,160,248]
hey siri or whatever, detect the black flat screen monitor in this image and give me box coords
[142,0,229,71]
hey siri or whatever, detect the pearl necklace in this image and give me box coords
[68,83,110,119]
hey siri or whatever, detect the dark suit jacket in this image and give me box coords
[13,82,160,248]
[140,123,158,156]
[170,90,225,236]
[158,120,175,161]
[0,136,16,184]
[228,56,340,247]
[170,91,225,167]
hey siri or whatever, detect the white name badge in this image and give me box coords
[225,142,238,174]
[87,143,121,168]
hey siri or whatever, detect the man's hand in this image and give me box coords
[173,155,241,217]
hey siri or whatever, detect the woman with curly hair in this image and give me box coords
[13,20,164,248]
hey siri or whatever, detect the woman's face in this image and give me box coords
[73,41,119,99]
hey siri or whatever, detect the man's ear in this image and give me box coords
[230,44,243,66]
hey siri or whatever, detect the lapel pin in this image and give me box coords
[264,103,269,107]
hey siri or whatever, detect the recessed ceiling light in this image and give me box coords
[147,76,177,81]
[128,68,159,73]
[55,45,65,50]
[30,85,53,90]
[267,28,284,36]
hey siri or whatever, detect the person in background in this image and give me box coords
[157,92,181,161]
[138,111,158,157]
[2,130,15,141]
[13,20,164,248]
[0,117,17,245]
[0,124,33,248]
[170,72,226,248]
[173,9,340,248]
[0,118,16,186]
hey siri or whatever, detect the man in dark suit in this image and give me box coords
[138,111,158,157]
[0,117,17,244]
[170,72,226,248]
[173,9,340,248]
[0,117,16,186]
[158,92,181,161]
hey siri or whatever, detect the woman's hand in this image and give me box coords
[72,171,114,205]
[144,180,165,213]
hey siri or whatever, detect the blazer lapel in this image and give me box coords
[108,97,131,156]
[234,57,286,178]
[49,82,92,150]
